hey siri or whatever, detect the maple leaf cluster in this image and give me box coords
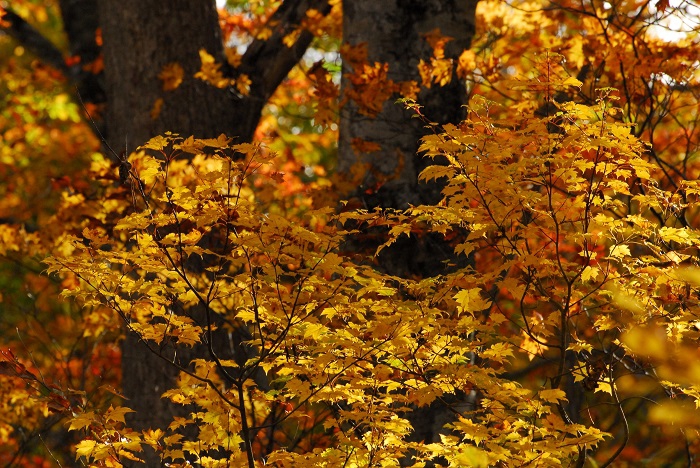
[0,0,699,466]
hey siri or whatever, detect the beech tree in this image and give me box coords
[1,0,700,467]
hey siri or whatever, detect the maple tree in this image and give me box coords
[1,0,700,467]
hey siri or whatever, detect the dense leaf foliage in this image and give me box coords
[1,0,700,466]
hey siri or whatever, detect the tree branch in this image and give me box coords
[239,0,332,102]
[1,4,106,109]
[58,0,106,104]
[0,8,69,75]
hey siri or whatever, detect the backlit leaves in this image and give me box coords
[44,127,619,465]
[195,49,235,89]
[1,0,699,465]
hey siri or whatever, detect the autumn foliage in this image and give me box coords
[1,0,700,467]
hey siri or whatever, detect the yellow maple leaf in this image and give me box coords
[562,76,582,88]
[150,97,163,120]
[75,439,98,459]
[580,265,599,282]
[595,379,614,396]
[236,73,252,96]
[454,288,491,315]
[431,58,453,86]
[141,135,170,151]
[195,49,232,88]
[283,28,302,48]
[456,50,476,78]
[142,428,164,447]
[539,388,567,403]
[609,244,631,258]
[104,405,135,424]
[225,47,242,67]
[521,331,545,361]
[68,411,97,431]
[158,62,184,91]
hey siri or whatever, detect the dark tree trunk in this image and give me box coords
[339,0,478,278]
[98,0,330,152]
[97,0,243,148]
[94,1,329,464]
[339,0,479,449]
[58,0,105,105]
[340,0,478,206]
[95,3,248,463]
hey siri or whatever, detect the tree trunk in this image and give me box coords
[98,0,243,149]
[96,3,243,462]
[95,1,329,464]
[339,0,479,448]
[340,0,478,278]
[98,0,329,151]
[59,0,105,106]
[340,0,477,205]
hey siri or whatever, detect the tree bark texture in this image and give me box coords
[97,0,239,149]
[339,0,477,208]
[59,0,105,105]
[98,0,330,152]
[94,1,328,464]
[95,4,243,462]
[339,0,478,279]
[339,0,479,450]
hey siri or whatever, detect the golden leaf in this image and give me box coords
[538,388,567,403]
[158,62,184,91]
[150,98,163,120]
[454,288,491,314]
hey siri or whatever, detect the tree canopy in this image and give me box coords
[1,0,700,466]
